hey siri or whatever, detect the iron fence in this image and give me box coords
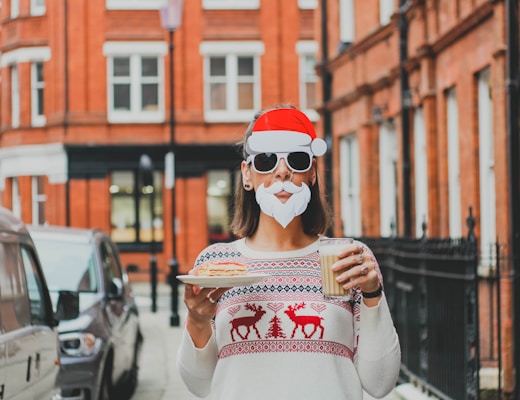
[359,235,481,400]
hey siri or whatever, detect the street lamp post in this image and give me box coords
[139,154,157,313]
[160,0,184,327]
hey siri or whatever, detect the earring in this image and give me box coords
[244,183,252,190]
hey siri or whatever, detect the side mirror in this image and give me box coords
[107,277,124,300]
[55,290,80,321]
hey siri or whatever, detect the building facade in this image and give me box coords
[0,0,319,281]
[315,0,518,397]
[2,0,518,396]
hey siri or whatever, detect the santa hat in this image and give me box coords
[245,108,327,156]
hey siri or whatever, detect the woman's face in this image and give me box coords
[242,154,317,228]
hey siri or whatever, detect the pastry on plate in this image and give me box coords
[195,261,248,277]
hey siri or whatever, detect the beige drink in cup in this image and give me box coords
[319,237,354,299]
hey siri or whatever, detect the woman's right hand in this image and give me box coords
[183,283,229,348]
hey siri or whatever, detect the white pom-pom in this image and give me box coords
[311,138,327,156]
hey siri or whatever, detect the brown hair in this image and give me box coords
[230,105,332,237]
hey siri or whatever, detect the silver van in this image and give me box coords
[0,207,78,400]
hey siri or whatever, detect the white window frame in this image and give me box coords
[30,0,45,16]
[11,65,20,128]
[477,68,496,268]
[380,0,394,25]
[447,87,462,238]
[31,62,46,127]
[298,0,317,9]
[339,0,355,45]
[11,0,20,19]
[200,41,264,123]
[31,176,47,225]
[202,0,259,10]
[296,41,318,121]
[413,106,428,238]
[340,134,361,237]
[0,143,68,192]
[106,0,162,10]
[12,177,21,219]
[379,121,398,237]
[104,41,167,124]
[0,47,52,128]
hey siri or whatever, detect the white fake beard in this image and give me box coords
[255,181,311,228]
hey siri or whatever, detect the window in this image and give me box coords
[379,121,398,237]
[109,170,164,247]
[11,65,20,128]
[21,246,49,325]
[100,240,123,286]
[477,68,496,267]
[10,0,19,18]
[202,0,259,10]
[31,62,45,126]
[33,237,98,293]
[296,41,318,120]
[106,0,162,9]
[1,48,50,127]
[201,41,264,122]
[0,144,66,205]
[298,0,318,9]
[31,176,46,225]
[104,41,166,123]
[380,0,394,25]
[339,0,355,47]
[446,87,462,237]
[12,177,21,219]
[0,242,31,332]
[413,107,428,238]
[30,0,45,16]
[340,134,361,237]
[207,170,233,244]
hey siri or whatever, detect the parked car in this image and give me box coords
[29,225,143,400]
[0,207,79,400]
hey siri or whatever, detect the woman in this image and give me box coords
[177,106,400,399]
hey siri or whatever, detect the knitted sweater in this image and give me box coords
[177,238,400,400]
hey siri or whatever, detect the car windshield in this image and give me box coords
[33,238,99,293]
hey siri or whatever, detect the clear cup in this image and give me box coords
[319,237,354,299]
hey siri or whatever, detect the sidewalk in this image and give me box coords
[130,281,406,400]
[131,282,199,400]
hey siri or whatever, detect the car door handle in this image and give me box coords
[26,355,32,382]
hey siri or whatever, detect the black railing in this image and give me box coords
[359,235,480,400]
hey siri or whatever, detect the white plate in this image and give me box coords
[176,273,270,288]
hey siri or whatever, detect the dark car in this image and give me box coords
[29,225,143,400]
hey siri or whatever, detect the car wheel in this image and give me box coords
[98,354,113,400]
[115,332,142,400]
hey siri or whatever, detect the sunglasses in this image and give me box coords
[246,151,313,174]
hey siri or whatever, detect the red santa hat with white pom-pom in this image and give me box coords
[245,108,327,156]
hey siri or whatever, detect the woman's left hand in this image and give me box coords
[331,243,381,296]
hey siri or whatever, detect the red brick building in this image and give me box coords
[316,0,518,396]
[1,0,518,396]
[0,0,319,280]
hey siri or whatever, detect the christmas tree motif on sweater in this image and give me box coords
[265,303,286,339]
[229,303,266,342]
[284,302,325,339]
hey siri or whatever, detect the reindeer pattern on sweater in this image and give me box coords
[179,237,400,400]
[195,240,361,362]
